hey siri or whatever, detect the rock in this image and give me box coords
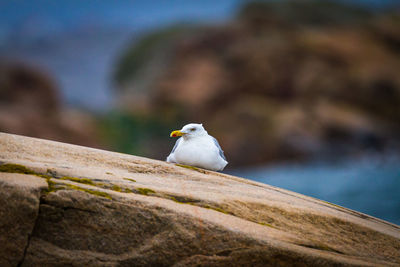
[0,132,399,266]
[0,63,101,149]
[0,173,47,266]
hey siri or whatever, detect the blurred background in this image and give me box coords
[0,0,399,224]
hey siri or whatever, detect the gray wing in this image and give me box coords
[171,137,182,154]
[211,136,227,161]
[167,137,182,163]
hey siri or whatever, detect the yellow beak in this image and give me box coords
[170,130,184,137]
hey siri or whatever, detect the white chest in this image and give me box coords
[174,136,220,168]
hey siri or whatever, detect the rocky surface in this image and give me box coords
[0,132,399,266]
[0,173,47,266]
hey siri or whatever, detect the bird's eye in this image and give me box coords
[190,128,196,131]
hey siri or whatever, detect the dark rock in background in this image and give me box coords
[113,1,400,166]
[0,63,101,148]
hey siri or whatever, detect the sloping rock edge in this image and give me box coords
[0,132,399,266]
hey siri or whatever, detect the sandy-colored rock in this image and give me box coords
[0,173,47,266]
[0,132,399,266]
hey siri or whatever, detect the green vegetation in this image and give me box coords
[321,200,346,209]
[0,164,233,217]
[258,222,276,228]
[0,163,36,175]
[169,194,200,204]
[59,177,96,186]
[170,196,185,204]
[124,188,133,193]
[0,163,50,179]
[123,178,136,182]
[42,179,59,194]
[169,195,231,215]
[58,177,133,195]
[136,187,156,196]
[175,164,207,173]
[170,197,198,206]
[0,163,70,195]
[0,163,114,198]
[111,184,122,192]
[202,204,230,214]
[300,242,343,254]
[65,184,112,200]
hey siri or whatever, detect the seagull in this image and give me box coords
[167,123,228,171]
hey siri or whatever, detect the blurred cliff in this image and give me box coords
[110,1,400,166]
[0,63,101,147]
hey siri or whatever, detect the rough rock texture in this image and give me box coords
[0,173,47,266]
[0,132,399,266]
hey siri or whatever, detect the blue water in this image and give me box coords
[230,154,400,225]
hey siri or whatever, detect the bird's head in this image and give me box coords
[170,123,207,139]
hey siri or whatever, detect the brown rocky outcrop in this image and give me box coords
[0,63,100,148]
[114,1,400,166]
[0,132,399,266]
